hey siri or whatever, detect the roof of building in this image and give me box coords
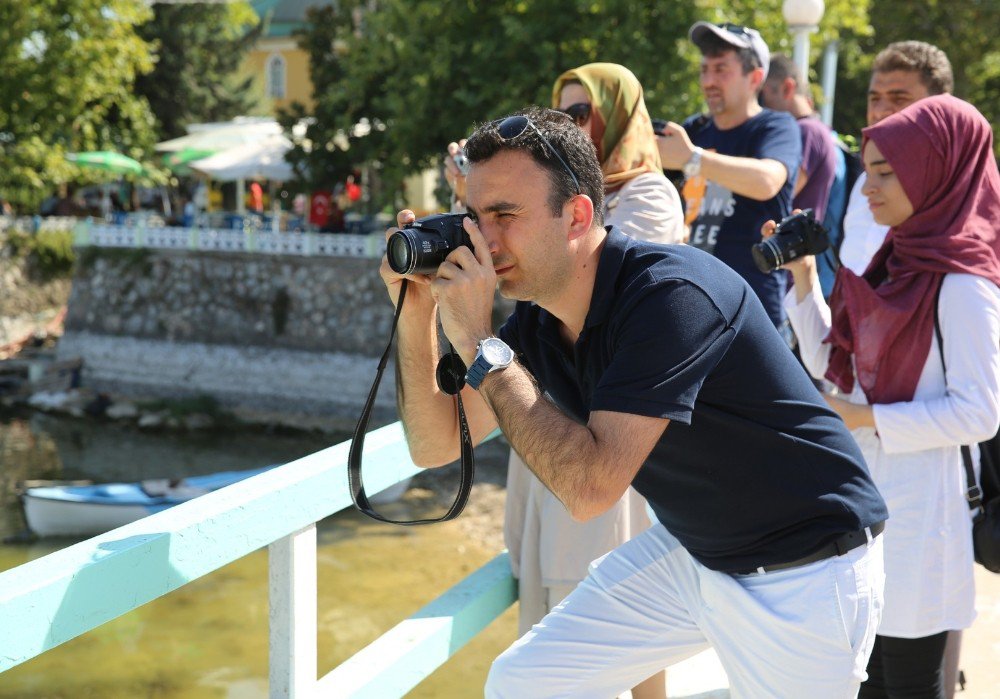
[251,0,337,38]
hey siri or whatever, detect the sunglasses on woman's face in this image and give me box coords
[560,102,592,127]
[495,115,582,194]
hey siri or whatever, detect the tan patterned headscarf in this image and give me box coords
[552,63,662,193]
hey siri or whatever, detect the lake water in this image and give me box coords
[0,410,514,697]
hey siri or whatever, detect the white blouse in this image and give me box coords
[604,171,686,244]
[785,272,1000,637]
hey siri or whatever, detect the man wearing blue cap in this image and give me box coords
[658,21,802,345]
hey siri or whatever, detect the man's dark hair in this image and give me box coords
[766,54,809,97]
[697,32,761,75]
[464,106,605,224]
[872,41,953,95]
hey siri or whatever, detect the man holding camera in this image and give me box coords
[381,106,887,697]
[657,21,801,340]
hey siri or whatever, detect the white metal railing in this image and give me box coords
[0,423,512,697]
[75,221,383,258]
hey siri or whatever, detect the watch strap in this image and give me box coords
[465,354,491,390]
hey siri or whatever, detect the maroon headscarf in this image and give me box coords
[825,94,1000,404]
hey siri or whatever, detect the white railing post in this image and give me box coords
[269,523,318,698]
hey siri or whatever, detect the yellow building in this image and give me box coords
[246,0,335,112]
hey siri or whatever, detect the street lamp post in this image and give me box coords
[782,0,825,85]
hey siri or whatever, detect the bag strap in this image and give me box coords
[932,283,985,518]
[347,279,475,525]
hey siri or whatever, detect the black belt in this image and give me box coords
[735,521,885,575]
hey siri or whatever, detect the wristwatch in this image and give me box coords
[464,337,514,390]
[683,146,704,179]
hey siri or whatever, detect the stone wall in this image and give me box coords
[65,248,394,355]
[58,248,401,429]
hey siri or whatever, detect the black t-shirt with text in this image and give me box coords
[681,109,802,328]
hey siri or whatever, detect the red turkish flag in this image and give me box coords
[309,190,332,226]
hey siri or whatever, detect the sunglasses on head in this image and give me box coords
[718,22,753,39]
[495,115,582,195]
[560,102,592,127]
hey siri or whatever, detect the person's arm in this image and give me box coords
[429,216,679,520]
[380,211,498,467]
[476,362,668,521]
[657,121,789,201]
[872,274,1000,454]
[763,216,831,379]
[444,139,468,210]
[794,166,809,196]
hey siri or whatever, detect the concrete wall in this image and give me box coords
[58,248,401,430]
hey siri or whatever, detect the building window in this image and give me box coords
[266,53,286,99]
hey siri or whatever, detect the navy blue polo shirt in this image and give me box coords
[498,228,887,573]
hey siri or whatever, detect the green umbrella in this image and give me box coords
[67,151,144,176]
[162,148,217,175]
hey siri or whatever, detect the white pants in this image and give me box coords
[487,524,885,698]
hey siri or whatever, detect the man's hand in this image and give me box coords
[430,216,496,364]
[656,121,695,170]
[379,209,435,309]
[444,139,469,206]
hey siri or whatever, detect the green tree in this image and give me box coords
[279,1,385,198]
[290,0,880,211]
[0,0,158,210]
[288,0,701,210]
[861,0,1000,151]
[134,1,265,140]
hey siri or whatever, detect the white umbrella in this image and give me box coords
[155,119,284,153]
[188,136,295,182]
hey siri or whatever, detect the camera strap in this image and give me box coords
[348,279,475,525]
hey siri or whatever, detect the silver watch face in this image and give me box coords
[481,337,514,366]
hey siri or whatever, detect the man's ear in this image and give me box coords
[749,66,766,94]
[783,77,797,101]
[566,194,595,241]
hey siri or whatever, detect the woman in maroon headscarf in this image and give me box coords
[767,94,1000,698]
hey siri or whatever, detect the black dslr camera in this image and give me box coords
[386,213,471,276]
[751,209,830,274]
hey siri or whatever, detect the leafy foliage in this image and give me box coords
[289,0,880,211]
[851,0,1000,150]
[286,0,703,208]
[134,1,265,140]
[0,0,158,210]
[5,228,75,280]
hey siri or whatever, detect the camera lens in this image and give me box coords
[387,231,416,275]
[751,237,784,274]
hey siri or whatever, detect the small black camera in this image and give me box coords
[751,209,830,274]
[453,149,470,176]
[651,118,667,135]
[386,213,471,276]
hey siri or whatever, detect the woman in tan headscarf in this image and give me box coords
[552,62,685,243]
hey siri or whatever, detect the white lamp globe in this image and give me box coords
[782,0,825,27]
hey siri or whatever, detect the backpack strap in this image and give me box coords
[932,282,986,518]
